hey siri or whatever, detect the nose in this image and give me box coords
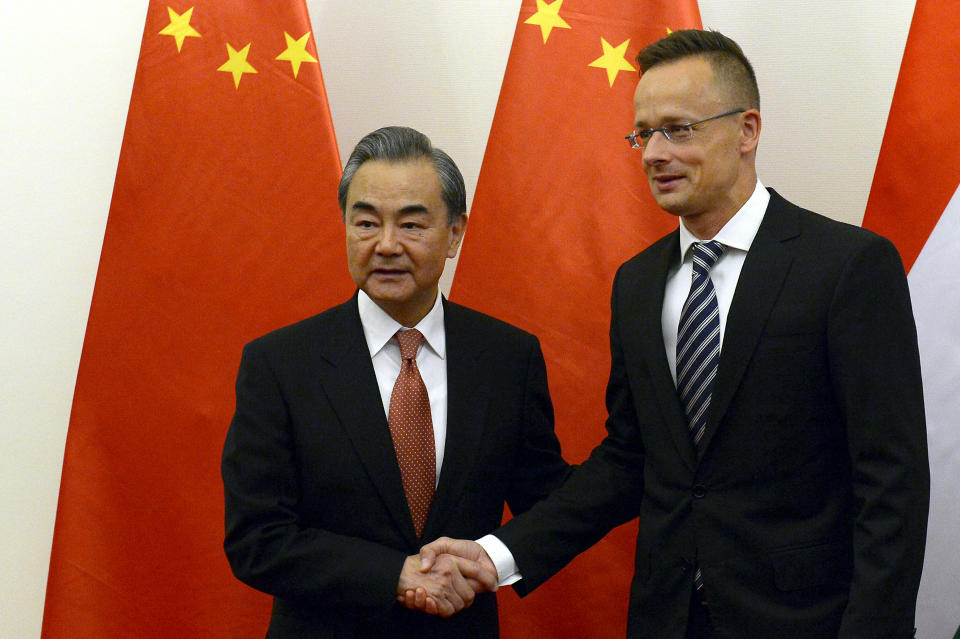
[375,223,402,255]
[641,130,670,166]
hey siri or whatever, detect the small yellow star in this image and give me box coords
[276,31,318,78]
[218,43,257,89]
[524,0,571,44]
[588,38,636,87]
[159,6,201,52]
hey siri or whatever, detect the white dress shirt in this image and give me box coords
[662,180,769,380]
[480,180,770,586]
[358,289,448,482]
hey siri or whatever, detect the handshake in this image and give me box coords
[395,537,498,618]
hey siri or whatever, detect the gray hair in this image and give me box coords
[337,126,467,225]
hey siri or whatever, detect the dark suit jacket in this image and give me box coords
[495,189,929,639]
[222,295,569,639]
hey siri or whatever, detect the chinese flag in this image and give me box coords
[450,1,700,636]
[41,2,352,637]
[861,2,960,637]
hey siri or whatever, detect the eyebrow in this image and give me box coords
[635,113,693,128]
[350,201,377,212]
[350,201,429,215]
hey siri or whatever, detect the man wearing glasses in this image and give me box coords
[411,29,929,639]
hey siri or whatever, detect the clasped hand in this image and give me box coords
[396,537,498,617]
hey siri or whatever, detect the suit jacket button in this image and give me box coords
[692,484,707,499]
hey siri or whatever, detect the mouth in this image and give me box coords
[370,267,407,278]
[650,173,685,191]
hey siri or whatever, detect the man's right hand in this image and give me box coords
[397,538,498,615]
[396,547,497,617]
[420,537,495,575]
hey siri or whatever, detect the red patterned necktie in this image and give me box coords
[388,329,436,538]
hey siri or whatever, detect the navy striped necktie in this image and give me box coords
[677,240,724,593]
[677,240,725,447]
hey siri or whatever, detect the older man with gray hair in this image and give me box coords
[222,126,569,638]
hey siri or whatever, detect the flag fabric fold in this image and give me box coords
[450,1,701,636]
[42,3,353,637]
[861,2,960,637]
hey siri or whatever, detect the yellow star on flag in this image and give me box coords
[524,0,571,44]
[276,31,318,78]
[218,43,257,89]
[158,6,201,52]
[588,37,636,87]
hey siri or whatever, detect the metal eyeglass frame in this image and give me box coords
[625,109,746,149]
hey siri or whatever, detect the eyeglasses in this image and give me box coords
[625,109,745,149]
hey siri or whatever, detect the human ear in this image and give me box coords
[446,213,468,258]
[739,109,761,154]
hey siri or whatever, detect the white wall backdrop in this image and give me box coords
[0,1,916,637]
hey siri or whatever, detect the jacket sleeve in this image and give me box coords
[496,268,647,594]
[830,235,929,638]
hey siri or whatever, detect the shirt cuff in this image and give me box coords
[477,534,521,586]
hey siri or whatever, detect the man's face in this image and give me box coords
[344,158,466,326]
[633,56,746,223]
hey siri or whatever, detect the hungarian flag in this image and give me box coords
[860,1,960,638]
[41,2,352,637]
[450,1,700,636]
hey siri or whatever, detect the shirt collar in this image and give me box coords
[678,179,769,262]
[357,289,446,359]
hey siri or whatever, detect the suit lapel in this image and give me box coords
[422,300,490,538]
[624,232,699,472]
[314,296,419,547]
[699,190,799,456]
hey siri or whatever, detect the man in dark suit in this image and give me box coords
[414,30,929,638]
[222,126,569,638]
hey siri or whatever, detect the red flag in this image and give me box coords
[862,0,959,272]
[450,1,701,636]
[861,2,960,637]
[42,3,353,637]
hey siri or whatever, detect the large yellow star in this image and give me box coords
[158,6,201,52]
[275,31,318,78]
[588,37,636,87]
[524,0,571,44]
[218,43,257,89]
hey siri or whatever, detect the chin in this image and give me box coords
[364,285,409,305]
[652,196,686,216]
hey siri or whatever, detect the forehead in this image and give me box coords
[346,158,443,209]
[633,56,723,123]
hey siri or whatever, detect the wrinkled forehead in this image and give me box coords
[346,158,444,211]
